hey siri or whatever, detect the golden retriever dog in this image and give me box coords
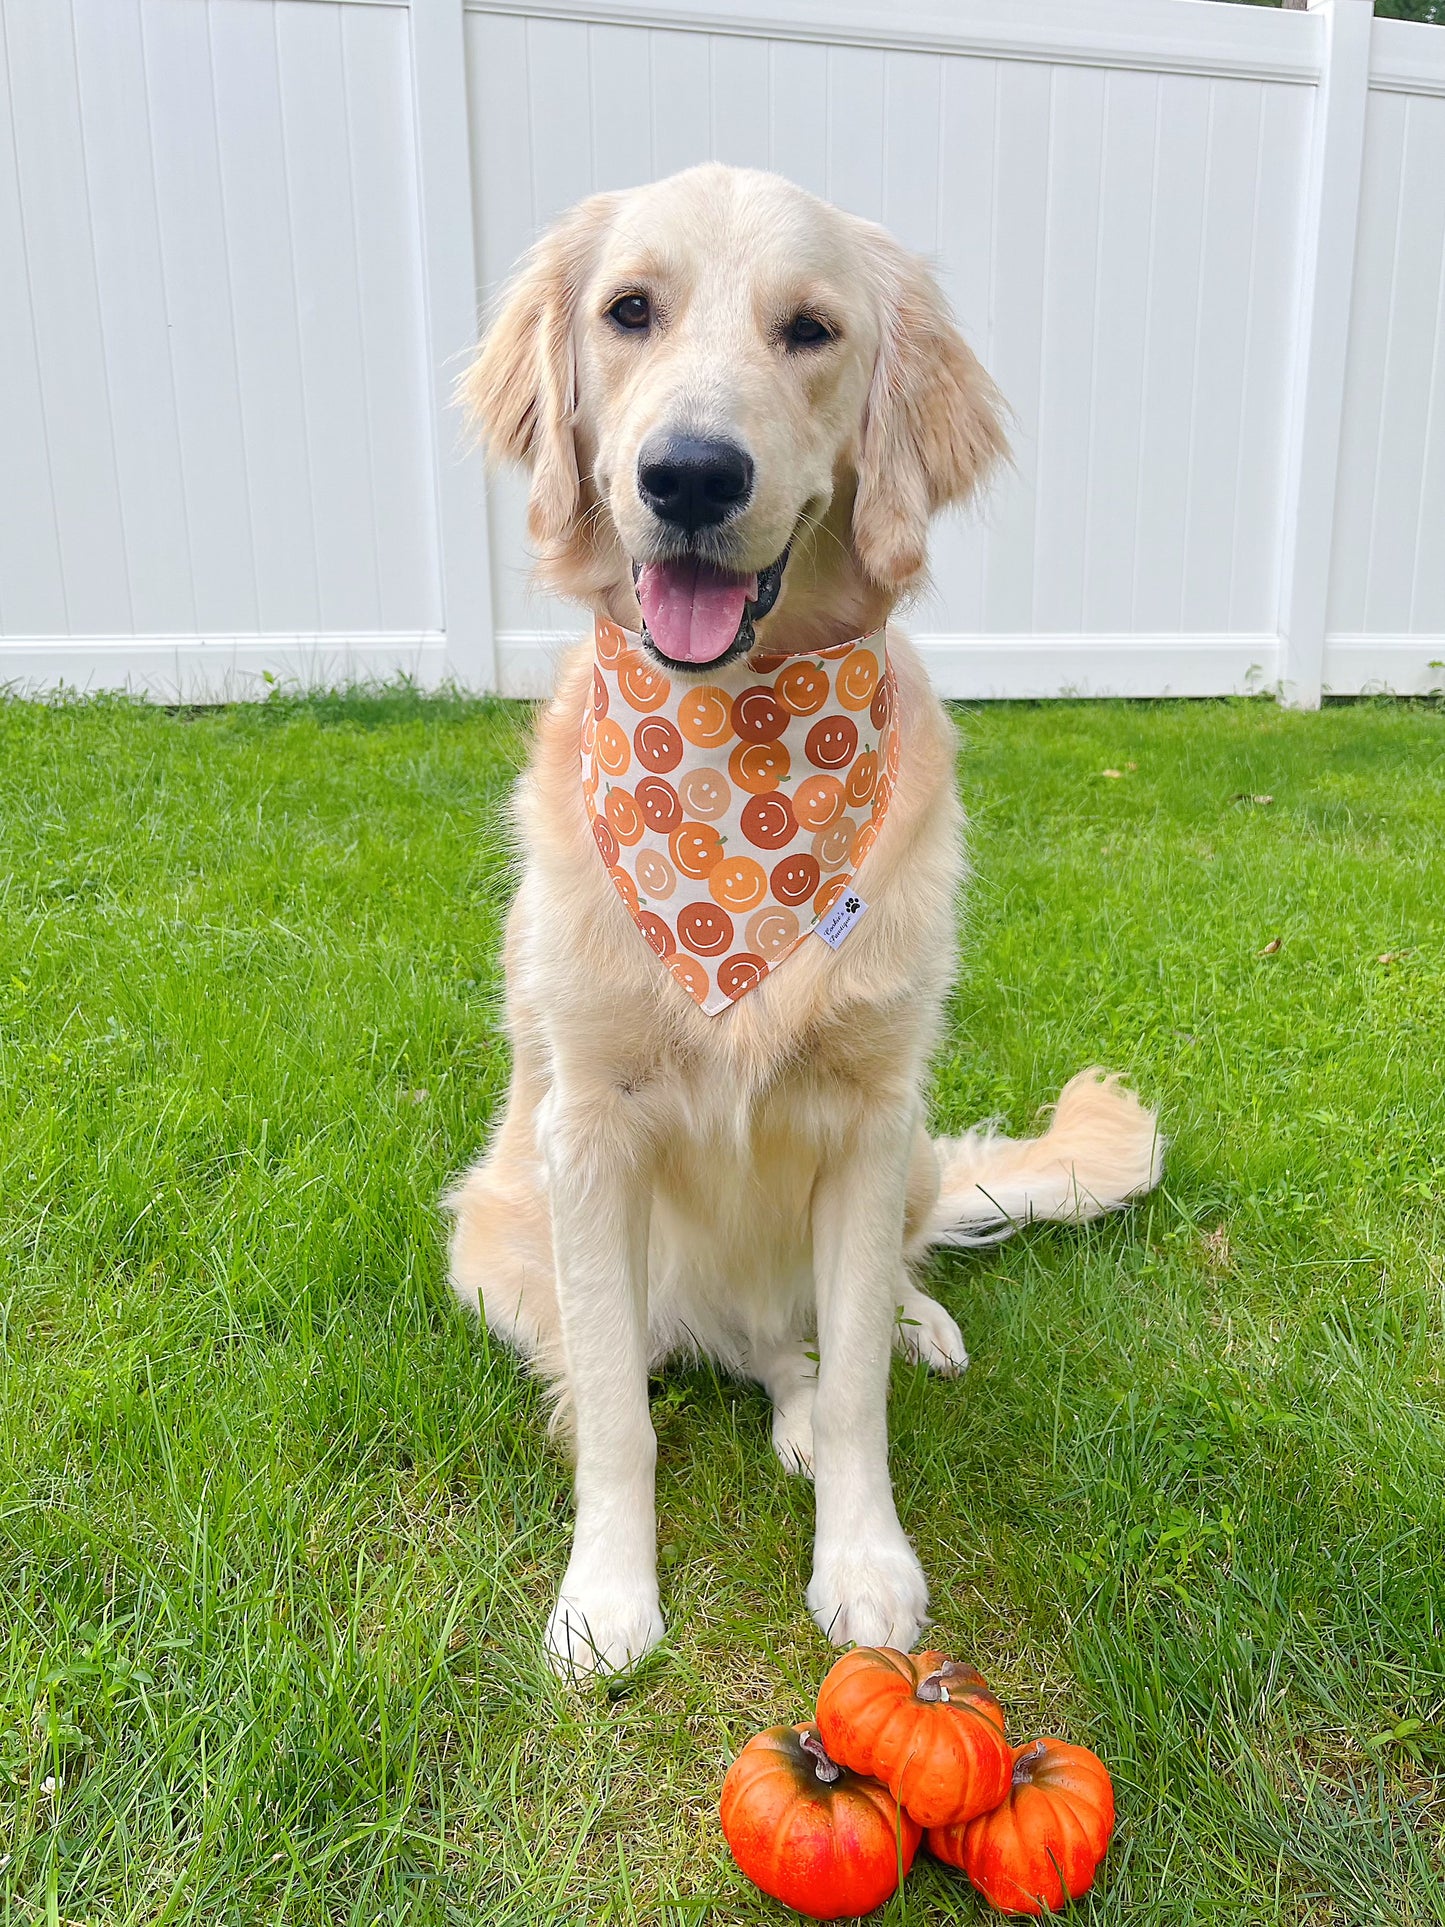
[448,164,1162,1678]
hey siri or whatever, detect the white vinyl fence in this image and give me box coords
[1,0,1442,705]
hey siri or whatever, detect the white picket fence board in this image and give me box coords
[1,0,1443,703]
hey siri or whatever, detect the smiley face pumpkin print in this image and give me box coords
[582,616,899,1015]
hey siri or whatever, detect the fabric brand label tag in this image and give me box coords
[815,892,868,949]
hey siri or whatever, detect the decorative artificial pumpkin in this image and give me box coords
[815,1648,1013,1829]
[719,1722,921,1921]
[928,1736,1116,1915]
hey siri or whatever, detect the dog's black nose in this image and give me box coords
[637,434,754,533]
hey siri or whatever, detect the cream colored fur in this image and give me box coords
[447,165,1163,1678]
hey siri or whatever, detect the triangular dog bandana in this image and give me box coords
[581,615,900,1015]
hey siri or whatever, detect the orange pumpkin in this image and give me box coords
[928,1736,1115,1916]
[815,1648,1011,1829]
[719,1722,920,1922]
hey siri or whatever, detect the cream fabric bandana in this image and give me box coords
[581,615,900,1015]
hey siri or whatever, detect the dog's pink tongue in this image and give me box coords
[636,558,757,665]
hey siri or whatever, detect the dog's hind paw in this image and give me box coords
[771,1393,816,1478]
[894,1290,969,1376]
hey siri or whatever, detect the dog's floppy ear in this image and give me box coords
[852,232,1008,591]
[460,194,619,553]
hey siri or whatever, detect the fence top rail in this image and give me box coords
[1370,15,1445,94]
[462,0,1325,84]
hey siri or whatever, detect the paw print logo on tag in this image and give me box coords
[816,891,869,950]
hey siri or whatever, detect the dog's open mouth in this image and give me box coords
[632,548,789,669]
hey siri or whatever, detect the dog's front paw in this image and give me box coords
[895,1292,969,1376]
[808,1533,928,1650]
[545,1575,664,1681]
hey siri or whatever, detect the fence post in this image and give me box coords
[1277,0,1373,708]
[409,0,497,691]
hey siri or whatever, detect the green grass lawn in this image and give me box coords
[1,687,1443,1926]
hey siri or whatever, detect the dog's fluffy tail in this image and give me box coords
[925,1069,1164,1250]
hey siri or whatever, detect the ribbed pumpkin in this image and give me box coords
[719,1722,921,1921]
[814,1648,1012,1829]
[928,1736,1116,1915]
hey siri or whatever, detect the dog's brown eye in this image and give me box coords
[609,294,651,332]
[784,313,834,349]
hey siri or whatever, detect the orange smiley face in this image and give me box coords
[770,852,821,907]
[605,787,644,846]
[739,792,796,850]
[812,816,857,871]
[805,715,858,771]
[851,819,880,867]
[745,905,801,958]
[731,686,789,742]
[595,717,631,776]
[607,865,640,915]
[836,649,880,711]
[635,775,682,834]
[636,909,675,959]
[635,847,677,897]
[635,847,678,897]
[591,816,619,867]
[634,716,684,773]
[677,685,733,749]
[775,662,829,716]
[728,739,791,794]
[678,766,730,821]
[677,901,734,957]
[709,856,767,914]
[670,821,725,880]
[845,750,878,809]
[595,618,629,665]
[618,655,671,712]
[717,952,768,1001]
[793,773,846,831]
[669,954,710,1000]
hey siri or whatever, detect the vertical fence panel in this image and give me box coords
[1032,66,1107,635]
[145,0,263,639]
[1276,0,1373,706]
[977,57,1051,640]
[1229,82,1313,641]
[5,0,133,636]
[1078,70,1159,637]
[209,0,322,636]
[73,0,197,638]
[411,0,494,689]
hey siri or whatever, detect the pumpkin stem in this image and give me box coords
[799,1729,843,1784]
[916,1658,986,1705]
[1012,1741,1049,1786]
